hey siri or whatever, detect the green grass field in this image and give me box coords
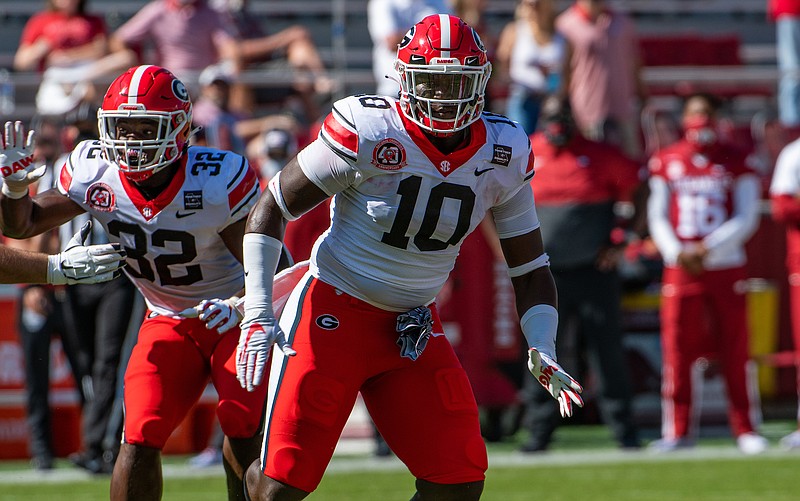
[2,423,800,500]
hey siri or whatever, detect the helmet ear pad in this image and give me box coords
[98,65,193,180]
[395,14,491,135]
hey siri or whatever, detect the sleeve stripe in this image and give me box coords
[228,166,258,209]
[227,156,247,189]
[320,134,357,163]
[58,158,74,193]
[525,148,535,176]
[321,112,358,157]
[231,188,259,218]
[333,104,356,129]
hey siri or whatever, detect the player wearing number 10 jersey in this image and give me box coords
[647,93,766,454]
[238,15,583,500]
[0,65,266,500]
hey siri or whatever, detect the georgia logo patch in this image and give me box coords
[86,182,116,212]
[372,138,407,171]
[315,314,340,330]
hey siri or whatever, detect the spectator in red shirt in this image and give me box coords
[519,96,643,452]
[14,0,108,73]
[14,0,110,115]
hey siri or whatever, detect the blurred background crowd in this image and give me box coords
[1,0,800,475]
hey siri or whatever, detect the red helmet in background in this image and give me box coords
[98,65,193,181]
[395,14,492,136]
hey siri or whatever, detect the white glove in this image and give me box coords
[528,348,584,418]
[47,221,127,285]
[237,309,296,392]
[179,296,244,334]
[0,121,46,199]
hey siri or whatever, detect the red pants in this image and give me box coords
[260,275,488,493]
[659,266,757,439]
[123,314,268,448]
[787,258,800,414]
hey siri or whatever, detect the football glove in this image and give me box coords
[0,121,46,198]
[528,348,584,418]
[179,296,244,334]
[47,221,127,285]
[237,309,296,392]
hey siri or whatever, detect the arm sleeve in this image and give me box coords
[772,194,800,224]
[702,174,761,252]
[491,185,540,239]
[57,149,78,197]
[647,176,682,265]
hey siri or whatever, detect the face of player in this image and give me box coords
[413,73,475,120]
[114,118,162,167]
[682,96,718,148]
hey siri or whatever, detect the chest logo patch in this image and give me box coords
[491,144,512,166]
[183,190,203,210]
[315,314,340,330]
[86,183,116,212]
[372,138,407,171]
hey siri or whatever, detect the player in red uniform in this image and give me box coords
[0,65,267,500]
[770,119,800,449]
[236,15,583,500]
[647,93,767,454]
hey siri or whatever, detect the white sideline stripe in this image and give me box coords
[0,445,797,484]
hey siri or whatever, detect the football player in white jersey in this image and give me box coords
[0,65,267,501]
[237,15,583,500]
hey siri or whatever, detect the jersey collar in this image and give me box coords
[397,103,487,177]
[119,157,188,221]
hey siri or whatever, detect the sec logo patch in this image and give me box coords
[315,314,340,330]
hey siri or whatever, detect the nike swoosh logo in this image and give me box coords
[176,211,197,219]
[474,167,494,176]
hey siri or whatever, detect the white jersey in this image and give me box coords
[58,140,260,316]
[297,95,537,311]
[771,136,800,197]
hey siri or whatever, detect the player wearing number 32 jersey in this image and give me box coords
[0,65,267,500]
[58,141,255,314]
[240,15,583,500]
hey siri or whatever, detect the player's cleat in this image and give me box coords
[779,430,800,450]
[69,450,113,474]
[648,437,695,453]
[736,432,768,455]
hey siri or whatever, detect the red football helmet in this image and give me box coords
[395,14,491,136]
[98,65,193,181]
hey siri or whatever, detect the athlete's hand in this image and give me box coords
[47,221,127,285]
[0,121,45,198]
[528,348,584,418]
[237,310,296,392]
[179,296,243,334]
